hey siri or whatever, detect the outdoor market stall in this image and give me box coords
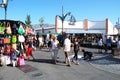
[0,20,28,66]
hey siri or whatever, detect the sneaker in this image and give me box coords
[76,61,79,65]
[66,64,71,67]
[72,60,76,63]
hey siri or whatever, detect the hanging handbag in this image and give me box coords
[12,35,17,43]
[5,44,11,55]
[0,38,4,45]
[6,22,12,34]
[3,56,11,65]
[0,23,5,34]
[12,43,17,50]
[12,24,18,35]
[4,35,11,44]
[18,35,25,42]
[27,27,33,34]
[18,24,25,35]
[4,38,10,44]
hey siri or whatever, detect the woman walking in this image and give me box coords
[51,37,59,64]
[26,38,35,60]
[72,37,80,65]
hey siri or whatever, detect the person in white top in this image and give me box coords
[51,37,59,64]
[98,38,103,53]
[64,35,71,67]
[38,36,44,49]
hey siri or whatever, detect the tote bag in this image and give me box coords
[17,55,25,66]
[18,24,25,35]
[12,24,18,35]
[18,35,25,42]
[12,43,17,50]
[4,38,10,44]
[12,35,17,43]
[4,35,11,44]
[6,22,12,34]
[0,23,5,34]
[26,27,33,34]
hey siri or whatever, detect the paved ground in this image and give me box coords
[0,47,120,80]
[80,47,120,75]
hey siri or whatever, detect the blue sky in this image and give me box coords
[0,0,120,25]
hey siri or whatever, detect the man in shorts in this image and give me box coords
[63,35,71,67]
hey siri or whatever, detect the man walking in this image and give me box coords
[63,35,71,67]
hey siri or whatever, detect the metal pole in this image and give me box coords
[62,6,64,34]
[2,0,8,20]
[118,18,119,25]
[5,6,7,20]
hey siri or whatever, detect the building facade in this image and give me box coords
[33,18,118,43]
[55,17,118,42]
[33,24,55,35]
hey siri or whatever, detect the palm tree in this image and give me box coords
[39,17,44,33]
[25,15,32,27]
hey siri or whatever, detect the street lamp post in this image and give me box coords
[116,18,120,34]
[2,0,8,20]
[0,0,12,20]
[56,6,71,34]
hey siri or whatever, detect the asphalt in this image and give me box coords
[0,47,120,80]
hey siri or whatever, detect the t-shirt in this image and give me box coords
[27,41,33,48]
[51,40,59,49]
[64,38,71,52]
[74,42,79,51]
[117,40,120,49]
[98,40,103,46]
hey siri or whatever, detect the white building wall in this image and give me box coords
[64,20,84,29]
[57,19,84,33]
[108,20,118,35]
[88,20,106,42]
[88,21,105,29]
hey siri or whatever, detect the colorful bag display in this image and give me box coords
[12,35,17,43]
[6,22,12,34]
[18,24,25,35]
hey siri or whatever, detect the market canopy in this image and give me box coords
[66,30,102,34]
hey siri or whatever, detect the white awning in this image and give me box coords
[66,30,102,34]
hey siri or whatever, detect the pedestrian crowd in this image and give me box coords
[1,32,120,67]
[0,33,81,67]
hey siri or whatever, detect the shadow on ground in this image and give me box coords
[89,55,120,65]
